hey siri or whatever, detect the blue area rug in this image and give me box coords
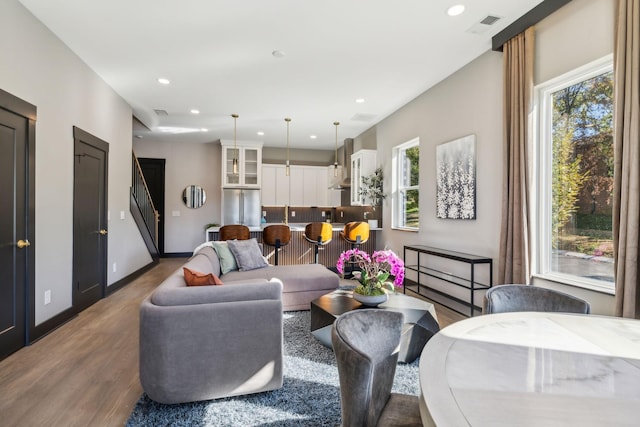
[127,310,420,426]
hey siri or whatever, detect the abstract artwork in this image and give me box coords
[436,134,476,219]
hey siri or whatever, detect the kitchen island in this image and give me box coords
[205,223,380,268]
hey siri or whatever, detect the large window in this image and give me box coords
[393,139,419,230]
[535,56,614,292]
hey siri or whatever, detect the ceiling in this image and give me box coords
[19,0,543,149]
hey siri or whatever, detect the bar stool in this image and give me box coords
[340,221,370,249]
[340,221,370,277]
[304,222,333,264]
[262,225,291,265]
[219,224,250,241]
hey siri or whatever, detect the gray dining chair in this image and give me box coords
[483,284,591,314]
[331,309,422,427]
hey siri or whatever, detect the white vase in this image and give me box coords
[352,291,388,307]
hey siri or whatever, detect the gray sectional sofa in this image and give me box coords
[139,245,339,404]
[196,243,341,311]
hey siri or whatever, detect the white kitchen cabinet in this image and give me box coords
[275,166,289,205]
[262,164,329,206]
[261,165,277,205]
[220,140,262,188]
[262,164,290,205]
[328,189,342,207]
[351,149,377,205]
[289,167,305,206]
[304,167,327,206]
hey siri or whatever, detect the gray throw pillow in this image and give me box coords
[212,241,239,275]
[227,238,269,271]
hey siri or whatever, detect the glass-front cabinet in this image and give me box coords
[350,149,377,205]
[220,140,262,188]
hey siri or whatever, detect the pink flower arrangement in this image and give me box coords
[336,248,405,296]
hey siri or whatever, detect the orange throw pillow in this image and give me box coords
[183,267,223,286]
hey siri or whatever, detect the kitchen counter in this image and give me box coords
[206,222,382,233]
[204,223,380,267]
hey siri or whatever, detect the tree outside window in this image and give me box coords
[544,64,613,285]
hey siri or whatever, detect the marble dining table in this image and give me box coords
[419,312,640,426]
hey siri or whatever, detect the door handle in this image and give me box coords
[99,229,108,235]
[16,239,31,249]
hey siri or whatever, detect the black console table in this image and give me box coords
[403,245,493,317]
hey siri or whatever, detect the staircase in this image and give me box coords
[131,152,160,262]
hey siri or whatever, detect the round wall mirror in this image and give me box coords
[182,185,206,209]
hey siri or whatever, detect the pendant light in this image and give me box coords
[231,114,239,175]
[333,121,340,177]
[285,117,292,176]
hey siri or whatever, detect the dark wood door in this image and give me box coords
[73,127,108,312]
[138,158,165,255]
[0,108,28,359]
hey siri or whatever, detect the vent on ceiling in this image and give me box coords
[154,109,169,116]
[466,14,502,35]
[480,15,501,26]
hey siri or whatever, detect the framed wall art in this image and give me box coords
[436,134,476,219]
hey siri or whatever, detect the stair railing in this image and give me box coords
[131,152,159,251]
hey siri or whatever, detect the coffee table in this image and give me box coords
[310,289,440,363]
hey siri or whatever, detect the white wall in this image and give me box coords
[367,50,504,301]
[0,1,151,324]
[356,0,615,315]
[535,0,614,84]
[134,139,221,253]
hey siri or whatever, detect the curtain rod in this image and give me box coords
[492,0,573,52]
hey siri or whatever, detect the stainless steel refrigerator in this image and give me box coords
[222,188,261,227]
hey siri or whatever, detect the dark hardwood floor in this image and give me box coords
[0,258,464,426]
[0,258,185,427]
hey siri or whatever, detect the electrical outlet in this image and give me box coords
[291,211,296,217]
[172,210,181,217]
[321,211,326,217]
[44,290,51,305]
[107,210,111,221]
[113,263,117,273]
[341,211,344,218]
[120,210,125,220]
[262,211,267,217]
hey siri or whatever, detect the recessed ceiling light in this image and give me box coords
[157,77,171,85]
[310,135,317,139]
[272,50,286,58]
[355,98,365,103]
[447,4,465,16]
[190,109,200,114]
[257,131,265,136]
[157,126,200,134]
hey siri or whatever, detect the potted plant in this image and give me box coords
[358,167,386,207]
[336,248,405,306]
